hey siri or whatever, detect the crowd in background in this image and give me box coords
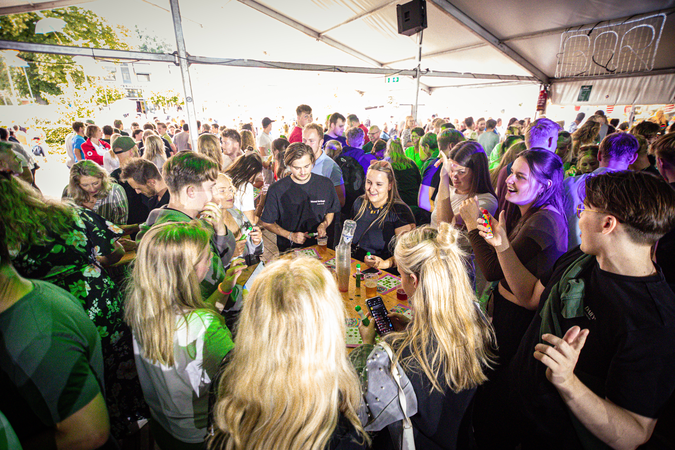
[1,103,675,450]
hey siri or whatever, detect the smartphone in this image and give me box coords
[366,296,395,336]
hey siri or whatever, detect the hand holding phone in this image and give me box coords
[366,296,395,336]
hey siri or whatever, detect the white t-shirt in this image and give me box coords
[257,132,273,156]
[234,181,255,213]
[133,310,233,444]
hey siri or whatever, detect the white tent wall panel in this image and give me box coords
[550,73,675,106]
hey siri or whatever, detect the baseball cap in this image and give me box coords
[112,136,137,154]
[262,117,275,127]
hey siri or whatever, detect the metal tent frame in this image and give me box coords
[1,0,674,146]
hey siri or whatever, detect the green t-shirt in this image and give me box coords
[405,146,439,175]
[0,280,104,441]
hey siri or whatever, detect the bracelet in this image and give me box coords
[217,283,233,296]
[287,231,292,241]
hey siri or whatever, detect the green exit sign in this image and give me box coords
[386,76,400,84]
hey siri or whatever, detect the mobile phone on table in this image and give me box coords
[366,296,395,336]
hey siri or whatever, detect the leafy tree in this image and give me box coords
[148,90,184,110]
[0,7,131,103]
[135,26,172,54]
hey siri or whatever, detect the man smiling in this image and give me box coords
[260,143,340,253]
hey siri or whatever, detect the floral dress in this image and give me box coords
[11,207,147,438]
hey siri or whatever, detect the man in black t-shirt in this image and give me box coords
[260,143,340,253]
[474,171,675,449]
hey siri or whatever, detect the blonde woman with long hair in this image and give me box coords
[143,134,167,174]
[351,160,415,272]
[126,220,243,449]
[210,257,370,450]
[354,224,495,449]
[198,133,225,169]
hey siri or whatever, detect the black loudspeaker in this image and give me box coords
[397,0,427,36]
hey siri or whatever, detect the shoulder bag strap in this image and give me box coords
[380,342,416,450]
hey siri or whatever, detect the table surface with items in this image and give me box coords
[288,245,410,348]
[112,244,410,348]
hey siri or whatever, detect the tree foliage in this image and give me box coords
[148,90,183,109]
[134,26,172,54]
[0,7,131,103]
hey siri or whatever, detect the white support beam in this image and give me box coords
[319,0,399,37]
[428,0,550,84]
[237,0,384,68]
[0,39,176,62]
[0,0,92,16]
[169,0,199,153]
[0,39,539,81]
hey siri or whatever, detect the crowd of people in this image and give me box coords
[1,103,675,450]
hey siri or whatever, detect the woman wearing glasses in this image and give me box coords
[459,149,567,448]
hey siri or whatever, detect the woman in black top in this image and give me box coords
[351,160,415,271]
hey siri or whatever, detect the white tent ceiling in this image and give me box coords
[1,0,674,98]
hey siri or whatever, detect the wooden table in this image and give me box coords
[112,245,408,318]
[308,246,407,320]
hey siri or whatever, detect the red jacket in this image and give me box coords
[81,139,110,166]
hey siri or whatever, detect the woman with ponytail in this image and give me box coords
[353,224,495,449]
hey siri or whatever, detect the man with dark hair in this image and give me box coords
[478,119,499,156]
[221,128,242,170]
[260,142,340,253]
[631,120,661,144]
[0,220,113,449]
[130,122,140,131]
[491,171,675,449]
[109,137,150,234]
[568,112,586,133]
[346,113,370,145]
[475,117,486,136]
[101,125,114,145]
[132,128,144,144]
[72,121,86,163]
[323,112,347,147]
[121,157,170,211]
[564,132,639,253]
[157,122,176,154]
[137,152,236,299]
[114,119,128,136]
[289,104,312,144]
[200,123,211,135]
[463,116,476,139]
[304,123,345,208]
[143,123,156,131]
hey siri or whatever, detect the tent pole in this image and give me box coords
[170,0,199,152]
[4,63,18,105]
[413,30,423,123]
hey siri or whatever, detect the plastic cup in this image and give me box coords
[364,273,378,298]
[317,236,328,255]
